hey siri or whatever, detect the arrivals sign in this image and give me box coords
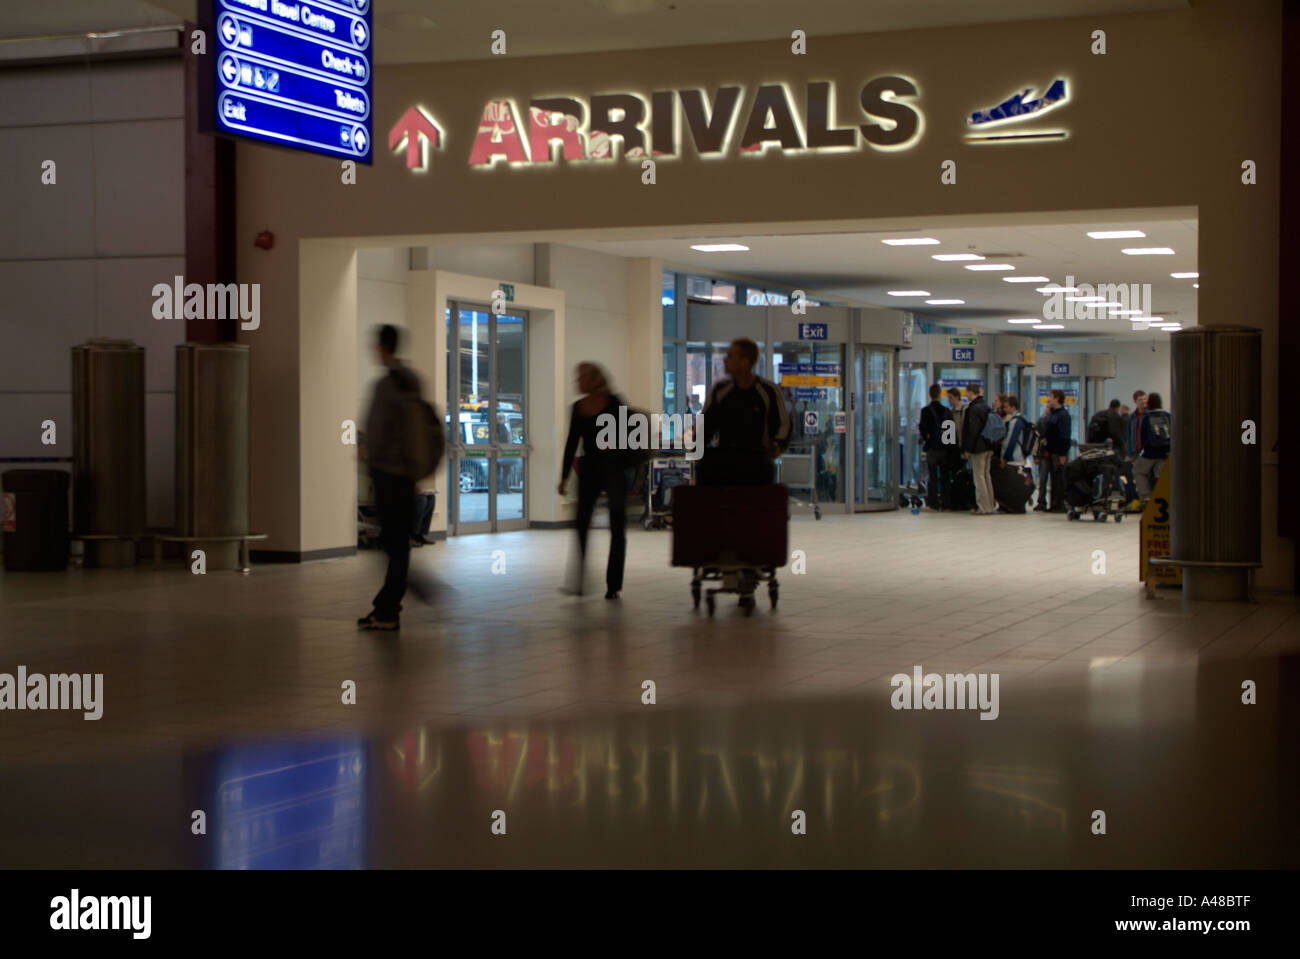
[390,77,923,172]
[206,0,373,162]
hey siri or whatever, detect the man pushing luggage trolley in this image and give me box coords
[671,338,792,615]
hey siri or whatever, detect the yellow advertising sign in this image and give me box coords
[782,375,841,388]
[1139,463,1181,586]
[1019,349,1036,364]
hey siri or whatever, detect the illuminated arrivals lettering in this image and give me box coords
[467,78,921,167]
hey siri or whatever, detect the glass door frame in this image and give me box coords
[445,300,530,536]
[853,344,899,512]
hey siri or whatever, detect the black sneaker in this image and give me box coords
[357,612,399,631]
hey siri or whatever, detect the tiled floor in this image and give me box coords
[1,510,1297,866]
[0,509,1296,756]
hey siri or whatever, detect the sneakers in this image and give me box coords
[357,612,399,631]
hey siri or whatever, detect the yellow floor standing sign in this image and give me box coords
[1139,462,1181,587]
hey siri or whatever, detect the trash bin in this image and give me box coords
[2,469,71,571]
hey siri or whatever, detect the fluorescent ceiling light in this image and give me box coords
[1067,296,1105,303]
[1036,285,1079,293]
[1136,317,1165,323]
[1087,230,1146,239]
[1170,272,1199,279]
[1036,324,1065,330]
[1007,318,1041,324]
[925,299,964,305]
[1122,247,1176,255]
[1109,309,1143,315]
[1002,276,1051,283]
[932,253,984,261]
[882,237,940,245]
[887,290,930,296]
[1193,283,1199,288]
[965,264,1014,271]
[690,243,749,252]
[1095,301,1124,307]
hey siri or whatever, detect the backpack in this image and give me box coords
[1144,410,1172,458]
[980,407,1006,446]
[1022,420,1045,459]
[1087,411,1110,444]
[404,393,446,480]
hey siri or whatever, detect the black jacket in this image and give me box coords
[918,400,952,453]
[960,396,993,454]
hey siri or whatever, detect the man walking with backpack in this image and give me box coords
[960,383,1002,515]
[358,324,443,631]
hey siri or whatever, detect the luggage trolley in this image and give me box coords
[671,482,789,616]
[642,455,692,530]
[1065,441,1134,523]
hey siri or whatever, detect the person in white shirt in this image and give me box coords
[1000,395,1032,473]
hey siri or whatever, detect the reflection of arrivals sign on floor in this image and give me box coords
[804,411,819,432]
[1140,464,1181,586]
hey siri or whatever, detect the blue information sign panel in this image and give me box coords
[798,323,829,340]
[1051,362,1071,375]
[210,0,373,163]
[952,347,975,361]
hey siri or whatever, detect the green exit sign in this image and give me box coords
[948,336,977,346]
[499,283,515,302]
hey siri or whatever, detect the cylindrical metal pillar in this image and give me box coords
[72,340,146,567]
[175,344,250,569]
[1170,325,1262,600]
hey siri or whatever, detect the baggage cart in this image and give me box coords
[642,455,692,530]
[671,483,788,616]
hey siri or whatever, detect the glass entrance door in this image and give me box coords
[1036,377,1083,448]
[446,303,528,534]
[772,342,844,512]
[854,347,897,510]
[897,361,927,499]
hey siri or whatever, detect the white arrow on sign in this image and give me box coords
[352,127,368,153]
[220,55,238,83]
[220,15,238,43]
[352,21,367,47]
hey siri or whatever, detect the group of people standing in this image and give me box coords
[918,384,1172,515]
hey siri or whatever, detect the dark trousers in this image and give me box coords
[411,491,435,539]
[574,457,627,592]
[1036,455,1050,507]
[925,450,949,508]
[1048,454,1068,510]
[372,469,415,618]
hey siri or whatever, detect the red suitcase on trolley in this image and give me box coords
[670,484,789,568]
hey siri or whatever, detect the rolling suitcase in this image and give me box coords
[992,464,1033,513]
[950,469,977,511]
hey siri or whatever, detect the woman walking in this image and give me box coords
[557,362,627,598]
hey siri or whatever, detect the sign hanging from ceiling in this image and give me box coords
[203,0,373,163]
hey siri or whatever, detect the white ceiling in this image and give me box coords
[0,0,1189,63]
[566,214,1199,341]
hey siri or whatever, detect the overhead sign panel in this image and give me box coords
[208,0,373,163]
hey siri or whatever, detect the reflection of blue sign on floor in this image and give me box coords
[212,737,367,870]
[210,0,373,162]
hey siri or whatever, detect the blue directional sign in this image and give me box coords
[1051,362,1071,374]
[952,347,975,361]
[798,322,829,340]
[209,0,372,163]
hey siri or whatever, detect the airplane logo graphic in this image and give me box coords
[965,79,1069,142]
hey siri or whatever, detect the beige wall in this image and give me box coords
[237,0,1287,584]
